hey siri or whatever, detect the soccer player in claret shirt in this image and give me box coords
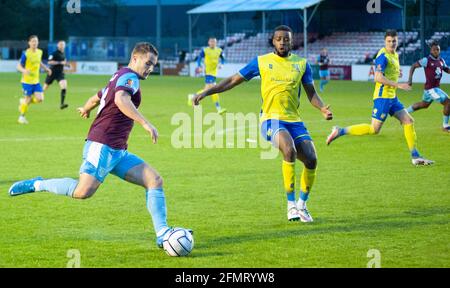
[193,26,333,222]
[16,35,52,124]
[9,43,190,248]
[189,37,226,114]
[43,40,69,110]
[406,41,450,132]
[318,48,330,92]
[326,30,434,166]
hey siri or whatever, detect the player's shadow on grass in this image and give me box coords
[200,206,450,248]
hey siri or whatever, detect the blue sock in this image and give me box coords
[444,115,449,127]
[286,191,295,202]
[37,178,78,197]
[146,188,168,235]
[411,148,421,158]
[340,127,347,136]
[320,80,324,90]
[406,106,414,113]
[299,191,309,202]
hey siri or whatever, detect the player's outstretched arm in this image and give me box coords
[303,83,333,120]
[374,71,411,91]
[77,94,100,119]
[192,73,246,105]
[408,62,421,86]
[114,90,158,144]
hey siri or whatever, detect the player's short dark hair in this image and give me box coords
[385,29,398,38]
[132,42,158,56]
[269,25,294,47]
[429,41,440,48]
[28,35,38,41]
[274,25,293,34]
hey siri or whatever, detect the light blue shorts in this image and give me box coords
[422,88,449,103]
[319,70,330,78]
[79,140,144,182]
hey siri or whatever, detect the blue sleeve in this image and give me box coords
[220,51,225,64]
[301,62,313,84]
[197,49,205,67]
[20,51,26,66]
[442,59,448,69]
[116,73,140,95]
[238,57,260,81]
[418,57,428,67]
[374,53,388,73]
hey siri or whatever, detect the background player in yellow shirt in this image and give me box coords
[16,35,52,124]
[189,37,226,114]
[193,26,333,222]
[326,30,433,166]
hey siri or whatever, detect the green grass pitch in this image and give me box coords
[0,72,448,267]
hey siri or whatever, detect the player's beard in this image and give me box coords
[275,47,290,57]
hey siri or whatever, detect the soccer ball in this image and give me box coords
[162,228,194,257]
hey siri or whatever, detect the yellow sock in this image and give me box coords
[211,93,219,103]
[282,161,295,193]
[31,96,39,104]
[300,167,316,193]
[346,124,375,136]
[196,89,204,95]
[212,93,221,110]
[19,99,29,115]
[403,123,417,151]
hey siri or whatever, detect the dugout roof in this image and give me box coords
[187,0,323,14]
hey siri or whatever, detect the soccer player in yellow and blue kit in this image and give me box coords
[190,37,226,114]
[326,30,434,166]
[16,35,52,124]
[193,26,333,222]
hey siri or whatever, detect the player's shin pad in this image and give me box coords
[403,123,417,151]
[282,161,295,193]
[300,167,316,194]
[346,124,375,136]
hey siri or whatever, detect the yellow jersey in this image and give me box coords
[198,47,223,77]
[20,48,43,84]
[373,47,400,99]
[239,52,313,122]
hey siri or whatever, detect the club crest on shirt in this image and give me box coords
[126,79,134,87]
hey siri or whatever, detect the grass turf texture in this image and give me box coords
[0,72,448,267]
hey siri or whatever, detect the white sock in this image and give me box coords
[34,180,42,191]
[287,201,296,210]
[297,199,306,210]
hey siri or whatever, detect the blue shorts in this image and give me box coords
[79,140,145,183]
[22,83,43,96]
[205,75,216,84]
[319,70,329,78]
[372,97,405,122]
[261,119,312,145]
[422,88,449,103]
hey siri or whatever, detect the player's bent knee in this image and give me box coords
[146,174,163,190]
[284,147,297,162]
[72,186,97,200]
[304,158,317,169]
